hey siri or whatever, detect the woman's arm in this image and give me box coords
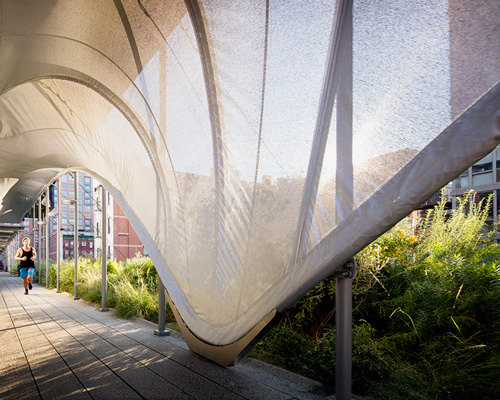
[15,248,25,261]
[31,247,37,260]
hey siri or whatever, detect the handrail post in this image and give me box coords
[100,185,109,312]
[73,171,79,300]
[334,259,357,400]
[45,187,49,287]
[38,200,42,283]
[56,178,61,292]
[154,278,170,337]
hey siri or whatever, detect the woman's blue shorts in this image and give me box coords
[20,267,35,278]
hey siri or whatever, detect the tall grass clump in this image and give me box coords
[376,193,500,399]
[251,192,500,399]
[15,254,175,326]
[77,258,106,303]
[111,254,160,321]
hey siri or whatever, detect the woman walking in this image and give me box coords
[15,237,37,295]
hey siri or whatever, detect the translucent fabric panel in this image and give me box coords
[308,2,452,250]
[0,0,499,350]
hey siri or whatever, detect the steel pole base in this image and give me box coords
[154,329,170,337]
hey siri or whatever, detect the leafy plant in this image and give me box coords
[252,191,500,399]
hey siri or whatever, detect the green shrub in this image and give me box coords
[59,259,76,294]
[122,254,158,292]
[112,278,159,321]
[254,192,500,399]
[78,262,104,303]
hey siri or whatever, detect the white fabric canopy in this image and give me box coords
[0,0,499,355]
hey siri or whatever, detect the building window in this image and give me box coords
[472,172,493,187]
[455,170,469,189]
[455,150,498,190]
[471,153,493,187]
[472,153,492,174]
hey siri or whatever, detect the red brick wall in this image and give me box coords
[113,199,143,261]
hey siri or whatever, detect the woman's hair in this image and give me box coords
[22,237,30,242]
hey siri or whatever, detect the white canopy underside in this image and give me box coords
[0,0,499,346]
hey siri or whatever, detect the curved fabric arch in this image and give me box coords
[1,0,500,364]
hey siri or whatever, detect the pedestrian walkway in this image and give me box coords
[0,272,334,400]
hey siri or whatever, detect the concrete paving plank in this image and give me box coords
[0,272,333,400]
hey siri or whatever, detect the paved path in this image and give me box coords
[0,272,333,399]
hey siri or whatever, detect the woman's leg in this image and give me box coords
[27,272,33,290]
[22,276,28,290]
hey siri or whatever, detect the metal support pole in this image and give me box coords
[32,204,36,246]
[336,276,353,400]
[56,178,61,292]
[154,278,170,336]
[333,259,356,400]
[38,200,41,283]
[45,187,49,287]
[100,186,109,312]
[334,1,353,398]
[74,171,79,300]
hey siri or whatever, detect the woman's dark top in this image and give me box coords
[19,247,35,270]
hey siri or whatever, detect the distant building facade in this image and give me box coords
[13,171,147,263]
[92,184,145,262]
[112,199,144,261]
[54,172,95,259]
[448,0,500,237]
[451,148,499,235]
